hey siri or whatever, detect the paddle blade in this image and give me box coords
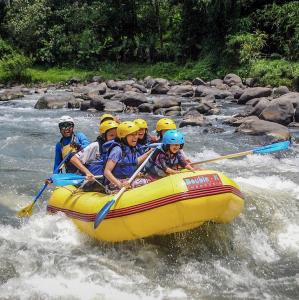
[51,173,85,186]
[94,199,115,229]
[17,203,34,218]
[253,141,290,155]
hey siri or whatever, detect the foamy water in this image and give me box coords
[0,95,298,299]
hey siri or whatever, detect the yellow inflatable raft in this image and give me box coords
[47,170,244,242]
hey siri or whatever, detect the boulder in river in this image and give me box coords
[238,87,272,104]
[234,116,290,141]
[35,93,76,109]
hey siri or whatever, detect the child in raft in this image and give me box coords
[103,121,153,193]
[134,118,157,155]
[144,129,195,180]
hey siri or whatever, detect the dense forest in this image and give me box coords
[0,0,298,87]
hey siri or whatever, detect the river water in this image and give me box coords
[0,92,298,299]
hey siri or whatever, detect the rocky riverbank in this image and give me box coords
[1,73,299,142]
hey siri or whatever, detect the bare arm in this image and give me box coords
[104,160,123,189]
[137,148,153,165]
[70,156,95,181]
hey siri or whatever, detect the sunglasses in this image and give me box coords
[59,122,74,130]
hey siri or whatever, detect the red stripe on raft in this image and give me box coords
[47,185,243,222]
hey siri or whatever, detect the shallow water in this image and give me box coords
[0,93,298,299]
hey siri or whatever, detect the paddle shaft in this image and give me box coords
[94,149,156,228]
[113,149,156,205]
[190,150,253,166]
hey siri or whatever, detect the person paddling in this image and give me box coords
[53,116,90,174]
[103,121,153,193]
[145,130,195,180]
[70,120,118,177]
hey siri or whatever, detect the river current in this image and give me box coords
[0,92,298,299]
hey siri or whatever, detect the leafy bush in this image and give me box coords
[0,52,32,82]
[226,31,267,66]
[0,38,13,57]
[249,59,299,88]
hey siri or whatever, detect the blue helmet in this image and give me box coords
[162,130,185,145]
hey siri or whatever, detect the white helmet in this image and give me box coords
[58,115,74,125]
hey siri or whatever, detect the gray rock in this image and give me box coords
[34,93,76,109]
[138,103,153,113]
[230,85,244,99]
[153,96,181,109]
[119,91,148,107]
[260,98,295,125]
[192,78,206,85]
[245,78,257,87]
[0,260,18,284]
[244,97,271,117]
[194,85,232,99]
[151,82,170,94]
[210,79,223,86]
[104,101,125,112]
[179,112,208,127]
[238,87,272,104]
[132,83,147,93]
[234,116,290,141]
[80,101,91,111]
[273,86,289,97]
[168,85,194,96]
[0,88,24,101]
[90,98,105,111]
[223,73,242,87]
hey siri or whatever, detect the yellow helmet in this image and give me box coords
[99,113,114,123]
[134,118,148,129]
[156,118,176,132]
[117,121,139,139]
[99,120,118,135]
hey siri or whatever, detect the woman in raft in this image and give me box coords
[103,121,153,193]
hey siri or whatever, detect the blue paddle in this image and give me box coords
[94,148,157,229]
[17,151,74,217]
[51,173,103,187]
[191,140,291,166]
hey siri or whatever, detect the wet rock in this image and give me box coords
[238,87,272,104]
[193,101,218,115]
[144,76,156,88]
[106,80,118,90]
[260,98,295,125]
[153,108,166,115]
[67,98,84,109]
[35,93,76,109]
[276,92,299,108]
[294,106,299,122]
[119,91,148,107]
[153,96,181,109]
[0,88,24,101]
[104,100,125,112]
[202,127,225,134]
[151,82,170,94]
[80,101,91,111]
[192,78,206,85]
[168,85,194,96]
[194,85,231,99]
[103,92,117,99]
[235,116,290,141]
[210,79,223,86]
[165,110,181,117]
[132,83,147,93]
[223,73,242,87]
[273,86,289,97]
[244,97,271,117]
[179,111,210,127]
[230,85,244,99]
[90,98,105,111]
[138,103,153,113]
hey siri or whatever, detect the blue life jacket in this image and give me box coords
[103,141,138,180]
[85,138,112,176]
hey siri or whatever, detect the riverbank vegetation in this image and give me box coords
[0,1,298,88]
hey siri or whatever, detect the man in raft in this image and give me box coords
[53,116,90,174]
